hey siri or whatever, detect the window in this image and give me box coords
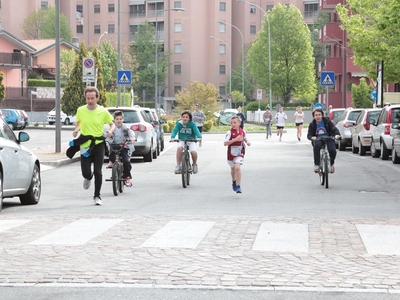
[219,86,226,96]
[108,3,115,12]
[108,24,115,34]
[219,44,226,54]
[77,25,83,34]
[174,22,182,32]
[0,1,2,9]
[250,5,256,14]
[304,3,318,18]
[174,86,181,94]
[94,4,100,13]
[94,25,101,34]
[130,25,138,35]
[219,23,225,33]
[219,65,226,75]
[266,5,273,11]
[174,65,181,74]
[250,25,257,34]
[174,44,182,53]
[174,1,182,9]
[77,4,83,12]
[220,2,226,11]
[41,1,48,9]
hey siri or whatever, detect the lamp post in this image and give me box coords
[97,31,108,48]
[218,20,244,109]
[236,0,272,110]
[209,36,232,107]
[155,8,185,111]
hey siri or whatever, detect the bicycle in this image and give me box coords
[316,136,337,189]
[172,138,200,188]
[105,142,127,196]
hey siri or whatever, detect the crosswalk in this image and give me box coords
[2,219,400,255]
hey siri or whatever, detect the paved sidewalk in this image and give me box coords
[33,142,80,167]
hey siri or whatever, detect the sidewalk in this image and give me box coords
[33,142,80,167]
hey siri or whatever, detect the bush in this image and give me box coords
[28,79,67,88]
[162,123,170,133]
[167,120,176,133]
[203,120,213,132]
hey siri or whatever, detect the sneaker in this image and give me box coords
[83,177,92,190]
[236,186,242,193]
[192,164,198,174]
[174,165,181,174]
[314,165,320,173]
[279,138,282,142]
[125,178,132,187]
[93,196,102,206]
[330,165,335,173]
[232,181,237,192]
[106,161,113,168]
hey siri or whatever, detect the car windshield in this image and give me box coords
[367,111,380,123]
[348,111,361,121]
[108,110,140,123]
[392,108,400,124]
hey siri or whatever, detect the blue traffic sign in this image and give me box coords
[314,103,324,109]
[117,70,132,85]
[370,90,377,101]
[320,71,335,86]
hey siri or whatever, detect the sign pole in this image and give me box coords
[326,86,329,115]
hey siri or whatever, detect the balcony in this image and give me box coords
[130,11,146,18]
[325,57,343,74]
[319,0,344,12]
[0,52,31,68]
[320,23,343,43]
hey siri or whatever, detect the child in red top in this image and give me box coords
[223,116,251,193]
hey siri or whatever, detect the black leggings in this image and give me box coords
[81,143,105,198]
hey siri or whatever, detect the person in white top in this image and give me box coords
[275,106,287,141]
[293,106,305,141]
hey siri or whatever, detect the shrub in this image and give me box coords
[203,120,213,132]
[162,123,170,133]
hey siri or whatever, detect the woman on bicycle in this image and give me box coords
[170,110,202,174]
[307,108,340,173]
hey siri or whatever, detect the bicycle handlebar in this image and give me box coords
[315,135,341,142]
[170,138,201,143]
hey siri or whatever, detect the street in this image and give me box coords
[1,128,400,299]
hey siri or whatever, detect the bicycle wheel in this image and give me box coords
[186,160,191,186]
[181,153,187,188]
[118,163,124,194]
[112,164,119,196]
[319,154,325,186]
[324,157,329,189]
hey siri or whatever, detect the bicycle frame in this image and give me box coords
[317,136,335,189]
[105,143,125,196]
[173,139,199,188]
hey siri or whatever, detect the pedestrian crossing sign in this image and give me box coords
[117,70,132,85]
[320,71,335,86]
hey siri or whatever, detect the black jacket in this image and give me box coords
[66,134,105,159]
[307,117,339,141]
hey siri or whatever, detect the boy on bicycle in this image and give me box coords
[106,110,136,187]
[224,115,251,193]
[170,110,202,174]
[307,108,340,173]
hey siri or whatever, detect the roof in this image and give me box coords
[22,39,79,56]
[0,29,36,53]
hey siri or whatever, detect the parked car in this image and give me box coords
[392,122,400,164]
[329,108,345,125]
[18,110,29,129]
[0,109,3,119]
[350,108,381,156]
[370,104,400,160]
[151,108,165,153]
[0,117,41,212]
[106,107,157,162]
[2,108,24,130]
[215,109,238,125]
[335,107,363,151]
[47,108,76,125]
[140,107,163,158]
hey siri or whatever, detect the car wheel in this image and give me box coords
[392,147,400,164]
[143,147,153,162]
[381,141,389,160]
[8,122,17,130]
[156,142,160,156]
[152,145,158,159]
[338,139,346,151]
[160,139,165,152]
[371,141,380,158]
[359,139,367,156]
[352,141,359,154]
[49,122,54,125]
[19,164,41,205]
[0,171,3,212]
[64,118,71,125]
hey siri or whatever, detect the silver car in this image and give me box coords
[0,117,41,212]
[335,108,363,151]
[350,108,381,156]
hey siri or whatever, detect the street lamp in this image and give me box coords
[218,20,244,109]
[236,0,272,111]
[155,8,185,110]
[97,31,108,48]
[209,36,232,108]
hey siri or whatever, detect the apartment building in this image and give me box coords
[0,0,320,102]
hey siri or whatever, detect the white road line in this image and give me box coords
[356,224,400,255]
[0,220,31,233]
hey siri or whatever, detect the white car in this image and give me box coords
[47,108,76,125]
[0,117,41,212]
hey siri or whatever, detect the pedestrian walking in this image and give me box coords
[293,106,305,141]
[192,103,206,133]
[275,106,287,141]
[224,115,251,193]
[263,106,273,139]
[236,106,246,129]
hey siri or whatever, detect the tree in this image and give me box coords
[61,49,77,83]
[0,72,5,102]
[175,81,221,120]
[247,4,317,105]
[337,0,400,83]
[61,42,89,116]
[21,6,72,41]
[98,41,118,90]
[131,21,171,101]
[352,78,374,108]
[231,91,245,109]
[92,47,107,106]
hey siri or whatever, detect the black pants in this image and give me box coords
[313,139,336,166]
[109,148,132,178]
[81,143,105,198]
[197,126,203,133]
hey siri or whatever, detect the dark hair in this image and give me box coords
[84,86,99,97]
[113,110,124,118]
[181,110,192,121]
[194,103,200,108]
[312,108,324,117]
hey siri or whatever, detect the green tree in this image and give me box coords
[248,4,317,105]
[352,78,374,108]
[175,81,221,120]
[61,42,89,116]
[0,71,5,102]
[61,49,77,83]
[131,21,171,101]
[92,46,107,106]
[337,0,400,83]
[21,6,72,41]
[231,90,245,109]
[98,41,118,90]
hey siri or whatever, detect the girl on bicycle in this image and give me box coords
[170,110,202,174]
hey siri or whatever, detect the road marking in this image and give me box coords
[141,220,215,249]
[356,224,400,255]
[0,220,31,233]
[30,219,124,245]
[252,222,309,252]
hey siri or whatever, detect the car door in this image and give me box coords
[351,111,364,146]
[372,109,386,150]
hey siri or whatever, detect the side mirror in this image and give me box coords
[152,120,159,126]
[369,119,376,126]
